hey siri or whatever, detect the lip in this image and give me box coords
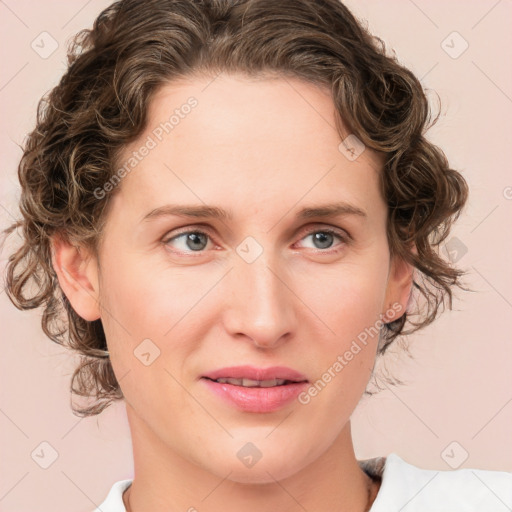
[201,365,308,382]
[201,379,308,413]
[200,365,309,413]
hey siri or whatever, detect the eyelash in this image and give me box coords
[162,225,350,256]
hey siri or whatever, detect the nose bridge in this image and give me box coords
[223,242,295,347]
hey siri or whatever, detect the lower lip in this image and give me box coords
[201,378,308,413]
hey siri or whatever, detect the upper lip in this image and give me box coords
[202,365,308,382]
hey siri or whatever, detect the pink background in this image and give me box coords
[1,1,511,510]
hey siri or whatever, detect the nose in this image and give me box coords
[221,251,296,350]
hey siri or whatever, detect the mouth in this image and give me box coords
[201,365,308,383]
[202,377,306,387]
[200,366,309,413]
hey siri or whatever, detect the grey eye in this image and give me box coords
[166,231,211,252]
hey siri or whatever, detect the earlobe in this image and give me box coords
[382,252,415,323]
[50,234,101,321]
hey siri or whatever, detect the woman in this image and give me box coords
[3,0,511,510]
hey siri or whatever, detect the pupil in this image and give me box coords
[314,232,333,249]
[187,232,207,251]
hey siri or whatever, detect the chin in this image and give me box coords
[222,460,303,485]
[200,444,309,485]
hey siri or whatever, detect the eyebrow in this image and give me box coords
[141,201,367,222]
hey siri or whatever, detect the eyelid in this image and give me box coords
[161,224,220,252]
[162,224,216,240]
[296,222,352,242]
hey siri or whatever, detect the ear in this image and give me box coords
[50,234,101,321]
[381,249,415,323]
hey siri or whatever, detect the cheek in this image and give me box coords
[295,249,389,407]
[297,264,389,427]
[97,259,202,415]
[306,257,389,343]
[96,252,176,365]
[97,250,220,388]
[99,251,187,332]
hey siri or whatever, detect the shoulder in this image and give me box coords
[359,453,512,511]
[91,479,132,512]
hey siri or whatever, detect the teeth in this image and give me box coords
[214,378,287,387]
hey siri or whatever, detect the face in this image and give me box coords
[66,73,411,484]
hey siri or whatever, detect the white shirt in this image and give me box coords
[92,453,512,511]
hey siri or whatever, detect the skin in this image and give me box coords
[51,73,413,512]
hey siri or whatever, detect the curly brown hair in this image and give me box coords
[1,0,469,417]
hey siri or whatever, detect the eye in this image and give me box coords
[163,229,215,254]
[296,228,348,252]
[162,226,349,255]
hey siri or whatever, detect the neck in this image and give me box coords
[123,404,379,512]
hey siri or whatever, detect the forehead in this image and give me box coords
[112,73,386,222]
